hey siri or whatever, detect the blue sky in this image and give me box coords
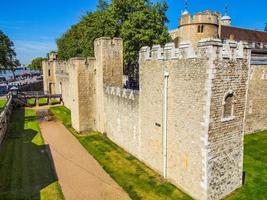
[0,0,266,64]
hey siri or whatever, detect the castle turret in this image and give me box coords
[178,11,220,46]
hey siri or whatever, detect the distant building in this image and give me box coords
[170,10,267,51]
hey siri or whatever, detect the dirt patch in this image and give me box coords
[39,120,130,200]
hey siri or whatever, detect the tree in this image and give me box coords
[121,1,170,66]
[57,10,116,60]
[0,30,20,79]
[56,0,171,87]
[29,57,45,71]
[97,0,109,11]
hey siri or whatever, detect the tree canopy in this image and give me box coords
[0,30,20,78]
[28,57,46,71]
[0,30,18,69]
[57,0,171,67]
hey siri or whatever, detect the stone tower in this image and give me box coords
[173,11,220,47]
[93,37,123,133]
[139,39,251,200]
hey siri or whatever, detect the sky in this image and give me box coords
[0,0,266,65]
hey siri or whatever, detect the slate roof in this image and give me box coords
[221,25,267,43]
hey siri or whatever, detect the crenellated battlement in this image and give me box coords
[105,86,139,101]
[43,35,256,200]
[139,39,251,62]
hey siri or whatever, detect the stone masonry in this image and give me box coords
[42,36,256,200]
[245,64,267,133]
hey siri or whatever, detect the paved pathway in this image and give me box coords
[39,121,130,200]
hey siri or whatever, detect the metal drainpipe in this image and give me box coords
[163,71,169,179]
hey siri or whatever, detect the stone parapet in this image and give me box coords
[105,86,139,101]
[139,39,251,61]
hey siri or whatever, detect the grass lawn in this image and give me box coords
[225,130,267,200]
[50,106,267,200]
[51,99,61,105]
[0,99,7,110]
[0,108,64,200]
[38,98,48,106]
[49,106,191,200]
[27,98,36,106]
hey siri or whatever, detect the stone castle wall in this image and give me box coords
[104,87,140,156]
[43,37,253,200]
[138,40,250,200]
[94,38,123,133]
[53,61,71,109]
[245,64,267,133]
[0,95,13,145]
[139,55,209,199]
[42,60,57,94]
[207,58,249,199]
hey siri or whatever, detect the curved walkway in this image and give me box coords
[39,121,130,200]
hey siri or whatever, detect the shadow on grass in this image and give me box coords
[0,109,61,200]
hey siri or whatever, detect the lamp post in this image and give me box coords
[163,70,169,179]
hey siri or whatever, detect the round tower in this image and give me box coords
[178,10,220,46]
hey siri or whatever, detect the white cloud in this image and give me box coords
[14,40,57,65]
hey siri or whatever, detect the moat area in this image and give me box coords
[0,106,266,199]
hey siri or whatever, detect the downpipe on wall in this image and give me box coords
[163,70,169,179]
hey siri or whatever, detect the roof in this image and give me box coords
[221,15,231,21]
[221,26,267,43]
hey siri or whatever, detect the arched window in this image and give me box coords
[48,69,51,76]
[197,25,204,33]
[222,91,235,120]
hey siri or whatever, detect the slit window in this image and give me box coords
[48,69,51,76]
[197,25,204,33]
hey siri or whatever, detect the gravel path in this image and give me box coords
[39,121,130,200]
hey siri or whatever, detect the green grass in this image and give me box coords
[0,108,64,200]
[224,130,267,200]
[38,98,48,106]
[27,98,60,106]
[51,99,61,105]
[0,99,7,110]
[27,98,36,106]
[49,106,191,200]
[49,106,71,127]
[50,106,267,200]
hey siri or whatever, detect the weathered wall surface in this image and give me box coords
[170,11,219,47]
[42,61,57,94]
[104,87,140,156]
[139,40,250,200]
[54,61,72,109]
[0,96,13,145]
[139,55,210,199]
[245,64,267,134]
[55,58,97,132]
[207,58,249,200]
[94,38,123,133]
[76,58,96,132]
